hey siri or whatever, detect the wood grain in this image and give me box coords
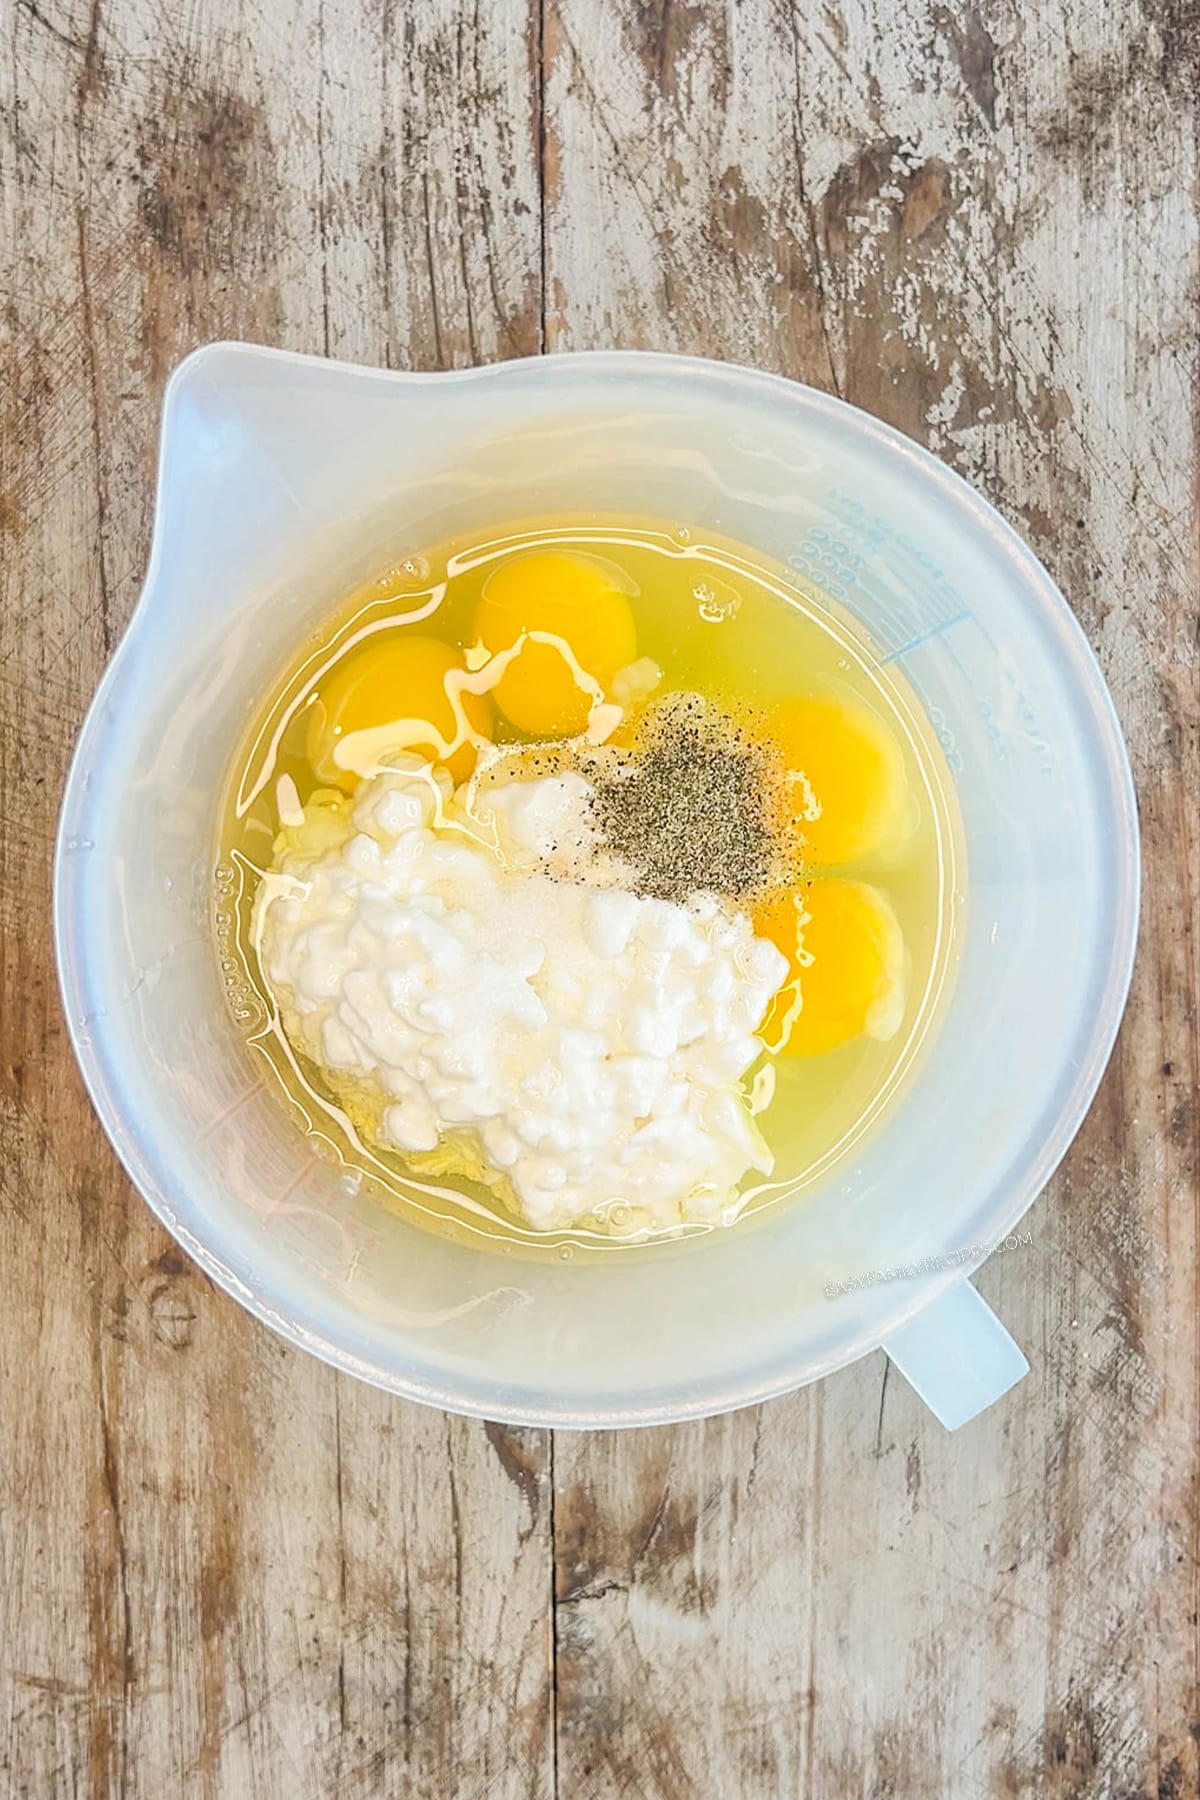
[2,5,552,1798]
[1,1,1196,1796]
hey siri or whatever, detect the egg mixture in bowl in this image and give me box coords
[217,519,964,1256]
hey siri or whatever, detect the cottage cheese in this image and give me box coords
[255,765,788,1232]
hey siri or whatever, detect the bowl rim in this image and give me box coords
[54,341,1141,1427]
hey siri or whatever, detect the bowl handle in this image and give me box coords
[881,1281,1028,1429]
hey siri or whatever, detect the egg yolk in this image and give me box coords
[472,551,638,736]
[769,692,910,866]
[306,633,491,790]
[754,878,907,1056]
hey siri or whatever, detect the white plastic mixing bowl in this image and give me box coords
[55,346,1139,1429]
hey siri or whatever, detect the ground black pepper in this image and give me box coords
[588,694,781,904]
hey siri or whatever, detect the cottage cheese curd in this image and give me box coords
[254,766,788,1232]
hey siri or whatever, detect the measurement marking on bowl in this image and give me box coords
[880,611,971,664]
[198,1078,266,1141]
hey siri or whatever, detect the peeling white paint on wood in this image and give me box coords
[1,0,1196,1795]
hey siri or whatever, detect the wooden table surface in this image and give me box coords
[2,2,1197,1796]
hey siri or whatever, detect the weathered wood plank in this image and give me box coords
[1,0,1196,1796]
[1,2,551,1797]
[545,2,1199,1796]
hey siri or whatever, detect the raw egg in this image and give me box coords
[306,633,491,789]
[754,877,907,1056]
[473,551,637,735]
[770,692,910,866]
